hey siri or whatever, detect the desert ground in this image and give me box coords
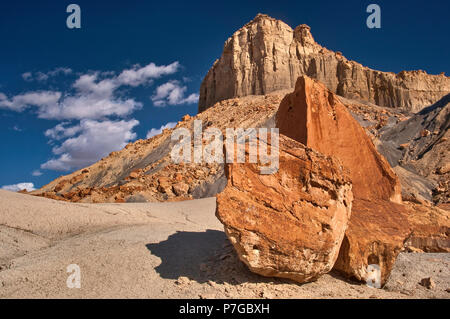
[0,189,448,299]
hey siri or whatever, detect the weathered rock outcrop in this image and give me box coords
[199,14,450,113]
[275,75,449,285]
[32,91,288,203]
[216,134,353,283]
[277,76,402,203]
[378,94,450,206]
[334,199,450,285]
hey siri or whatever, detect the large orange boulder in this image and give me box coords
[334,199,449,285]
[333,199,411,285]
[276,76,402,203]
[276,76,449,285]
[216,134,353,283]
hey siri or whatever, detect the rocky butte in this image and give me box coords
[199,14,450,113]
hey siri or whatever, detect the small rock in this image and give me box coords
[419,277,435,289]
[129,171,139,179]
[175,276,190,285]
[420,129,431,137]
[172,182,189,196]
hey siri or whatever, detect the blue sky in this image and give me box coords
[1,0,449,190]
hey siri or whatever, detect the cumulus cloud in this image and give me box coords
[2,62,181,120]
[44,122,82,140]
[22,67,73,82]
[32,170,43,176]
[117,61,180,86]
[146,122,177,139]
[2,182,35,192]
[41,119,139,171]
[39,94,142,120]
[0,91,61,112]
[151,81,199,106]
[3,61,191,174]
[22,72,33,81]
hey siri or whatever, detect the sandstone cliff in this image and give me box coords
[199,14,450,113]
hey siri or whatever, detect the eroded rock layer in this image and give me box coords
[199,14,450,113]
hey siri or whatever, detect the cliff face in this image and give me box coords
[199,14,450,113]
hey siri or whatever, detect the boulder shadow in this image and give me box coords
[146,229,228,284]
[146,229,290,285]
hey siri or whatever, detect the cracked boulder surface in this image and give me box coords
[216,134,353,283]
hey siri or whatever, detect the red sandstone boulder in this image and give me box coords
[276,76,449,285]
[216,134,353,283]
[276,76,402,203]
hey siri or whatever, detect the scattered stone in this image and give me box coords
[175,276,190,286]
[172,182,189,196]
[419,277,435,289]
[129,171,139,179]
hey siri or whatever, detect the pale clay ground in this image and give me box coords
[0,190,448,299]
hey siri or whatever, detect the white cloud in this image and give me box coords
[39,94,142,120]
[2,182,35,192]
[41,119,139,171]
[2,62,180,120]
[117,61,180,86]
[22,72,33,81]
[22,67,73,82]
[44,122,82,140]
[0,91,61,112]
[152,81,199,106]
[146,122,177,139]
[32,170,43,176]
[3,61,192,173]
